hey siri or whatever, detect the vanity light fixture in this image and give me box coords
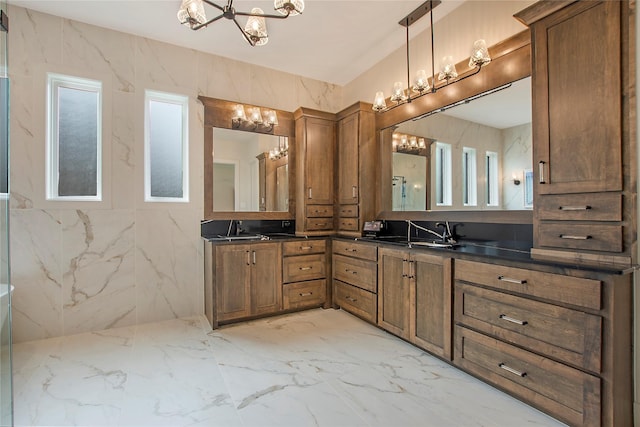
[231,104,279,133]
[177,0,304,47]
[269,136,289,160]
[372,0,491,112]
[512,173,521,185]
[392,132,428,155]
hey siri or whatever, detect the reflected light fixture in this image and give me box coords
[392,132,428,154]
[269,136,289,160]
[373,0,491,112]
[232,104,279,133]
[177,0,304,46]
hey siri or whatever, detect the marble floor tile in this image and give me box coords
[13,308,567,427]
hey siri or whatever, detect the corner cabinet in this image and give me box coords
[294,108,336,235]
[336,103,377,236]
[515,0,636,265]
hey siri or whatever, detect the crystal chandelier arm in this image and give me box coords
[202,0,225,12]
[190,12,226,31]
[230,17,258,46]
[234,10,291,20]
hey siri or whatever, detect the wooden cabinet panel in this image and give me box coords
[538,223,623,253]
[332,240,377,261]
[333,254,377,292]
[455,283,602,372]
[455,326,601,427]
[283,254,326,283]
[283,280,326,310]
[282,239,326,256]
[338,113,359,204]
[533,1,621,194]
[304,117,335,205]
[377,247,411,339]
[215,244,252,321]
[411,253,452,360]
[454,259,602,311]
[537,193,622,221]
[338,218,359,232]
[334,280,377,324]
[305,218,333,231]
[251,244,282,315]
[339,205,358,218]
[306,204,333,218]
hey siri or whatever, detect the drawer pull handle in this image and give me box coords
[499,363,527,378]
[300,246,313,250]
[538,161,546,184]
[308,188,313,199]
[345,296,358,303]
[559,234,592,240]
[345,269,358,275]
[345,248,357,252]
[352,185,357,198]
[497,276,527,285]
[299,292,313,297]
[299,266,313,271]
[558,205,591,211]
[499,314,528,326]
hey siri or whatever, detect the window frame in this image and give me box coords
[435,142,452,206]
[462,147,477,207]
[144,90,190,203]
[46,73,103,201]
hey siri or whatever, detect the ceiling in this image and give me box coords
[7,0,465,86]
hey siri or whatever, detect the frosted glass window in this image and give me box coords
[486,151,499,206]
[47,74,102,201]
[145,91,189,202]
[462,147,477,206]
[435,142,451,206]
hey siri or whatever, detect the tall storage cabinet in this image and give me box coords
[515,0,636,265]
[336,103,377,236]
[294,108,336,235]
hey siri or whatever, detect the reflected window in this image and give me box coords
[435,142,452,206]
[486,151,499,206]
[462,147,477,206]
[144,90,189,202]
[47,73,102,200]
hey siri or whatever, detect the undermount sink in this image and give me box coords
[409,241,457,249]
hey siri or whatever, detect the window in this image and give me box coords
[144,90,189,202]
[486,151,499,206]
[47,73,102,200]
[462,147,477,206]
[435,142,452,206]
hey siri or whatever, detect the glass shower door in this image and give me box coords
[0,1,11,425]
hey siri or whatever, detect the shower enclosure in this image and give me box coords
[0,2,11,426]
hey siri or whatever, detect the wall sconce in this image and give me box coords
[232,104,278,133]
[512,173,521,185]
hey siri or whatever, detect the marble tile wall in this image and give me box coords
[7,5,343,342]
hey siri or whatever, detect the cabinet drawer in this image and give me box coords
[339,204,359,218]
[338,218,359,231]
[283,239,326,256]
[283,280,326,310]
[455,326,600,427]
[333,240,377,261]
[305,218,333,231]
[333,254,377,292]
[306,204,333,218]
[455,283,601,372]
[334,280,377,324]
[537,193,622,221]
[538,223,622,253]
[283,254,326,283]
[454,260,601,311]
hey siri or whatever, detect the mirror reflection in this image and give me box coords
[391,77,532,211]
[212,128,289,212]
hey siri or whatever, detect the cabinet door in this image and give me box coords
[377,247,410,339]
[215,244,251,321]
[411,253,452,360]
[304,117,334,205]
[251,243,282,315]
[533,0,621,194]
[338,113,359,204]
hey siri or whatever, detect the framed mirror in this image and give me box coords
[377,31,534,223]
[200,96,295,220]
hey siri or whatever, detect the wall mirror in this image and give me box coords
[212,128,289,212]
[200,96,295,220]
[377,31,534,222]
[391,76,532,211]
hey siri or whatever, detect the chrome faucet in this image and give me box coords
[406,220,456,244]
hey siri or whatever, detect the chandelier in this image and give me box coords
[373,0,491,112]
[177,0,305,46]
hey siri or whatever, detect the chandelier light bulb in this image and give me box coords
[232,104,247,121]
[274,0,305,16]
[418,138,426,149]
[412,69,430,93]
[177,0,207,28]
[373,91,387,111]
[390,81,407,103]
[248,107,263,124]
[245,8,269,46]
[438,56,458,82]
[469,39,491,68]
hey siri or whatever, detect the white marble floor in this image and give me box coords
[13,308,567,427]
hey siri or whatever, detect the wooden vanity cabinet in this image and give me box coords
[453,259,632,427]
[515,0,636,265]
[282,239,328,310]
[294,108,336,235]
[336,103,377,236]
[214,242,282,324]
[377,247,453,359]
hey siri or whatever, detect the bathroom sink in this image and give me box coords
[409,241,457,249]
[208,234,268,242]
